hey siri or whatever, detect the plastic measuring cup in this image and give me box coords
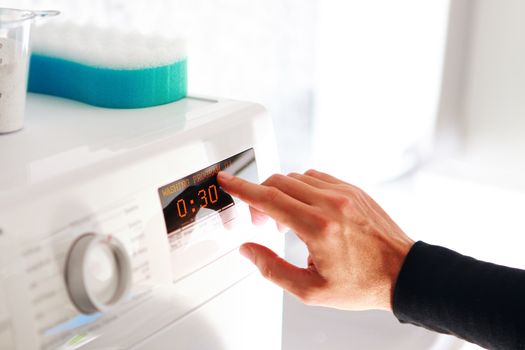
[0,8,58,133]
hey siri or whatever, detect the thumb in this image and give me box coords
[239,242,320,299]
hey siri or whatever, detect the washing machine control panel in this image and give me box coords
[0,147,262,350]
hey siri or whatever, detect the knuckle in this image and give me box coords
[312,212,339,234]
[266,173,277,182]
[263,173,285,186]
[304,169,317,176]
[263,186,281,203]
[256,255,279,281]
[271,173,287,182]
[323,220,341,235]
[262,174,282,185]
[260,264,273,280]
[330,194,354,212]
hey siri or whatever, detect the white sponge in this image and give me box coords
[32,22,187,69]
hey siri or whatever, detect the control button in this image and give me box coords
[65,233,131,314]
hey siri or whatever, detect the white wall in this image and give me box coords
[460,0,525,172]
[312,0,450,184]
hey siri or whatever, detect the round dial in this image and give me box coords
[65,233,132,314]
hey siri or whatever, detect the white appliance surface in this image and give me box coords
[0,94,283,350]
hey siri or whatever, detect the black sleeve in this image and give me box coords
[393,241,525,349]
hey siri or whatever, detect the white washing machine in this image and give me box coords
[0,94,283,350]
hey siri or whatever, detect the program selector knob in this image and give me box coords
[65,233,132,314]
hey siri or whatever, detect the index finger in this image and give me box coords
[217,172,319,242]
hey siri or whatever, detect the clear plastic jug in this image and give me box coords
[0,8,58,133]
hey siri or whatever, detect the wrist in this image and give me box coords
[384,237,415,311]
[367,236,414,311]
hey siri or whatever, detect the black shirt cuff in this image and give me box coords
[393,241,525,349]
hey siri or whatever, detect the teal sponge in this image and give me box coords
[28,23,187,109]
[29,55,187,109]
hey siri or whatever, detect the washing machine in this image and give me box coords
[0,94,283,349]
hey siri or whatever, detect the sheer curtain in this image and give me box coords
[312,0,450,184]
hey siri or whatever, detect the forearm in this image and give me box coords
[393,241,525,349]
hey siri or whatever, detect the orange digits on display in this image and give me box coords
[177,199,187,218]
[198,189,208,208]
[177,185,220,219]
[209,185,219,204]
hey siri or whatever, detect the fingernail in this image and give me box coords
[239,245,253,261]
[218,171,233,181]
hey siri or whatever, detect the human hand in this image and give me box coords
[217,169,414,311]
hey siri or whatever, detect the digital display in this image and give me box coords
[158,148,257,235]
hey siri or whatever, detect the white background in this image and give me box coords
[2,0,525,349]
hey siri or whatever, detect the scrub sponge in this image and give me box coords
[28,23,187,109]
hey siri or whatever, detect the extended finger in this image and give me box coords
[240,242,322,298]
[218,172,321,242]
